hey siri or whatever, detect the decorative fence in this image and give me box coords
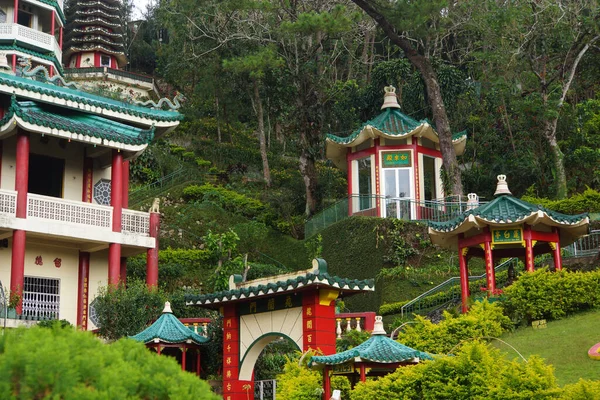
[122,209,150,236]
[0,189,16,215]
[27,193,112,229]
[254,380,276,400]
[305,194,484,238]
[563,230,600,258]
[335,312,376,338]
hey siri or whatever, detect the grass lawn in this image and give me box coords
[492,310,600,386]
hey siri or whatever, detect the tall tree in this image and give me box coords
[349,0,464,196]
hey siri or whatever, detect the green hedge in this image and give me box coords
[502,269,600,324]
[182,184,275,223]
[522,188,600,214]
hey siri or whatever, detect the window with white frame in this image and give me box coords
[22,276,60,320]
[100,55,111,67]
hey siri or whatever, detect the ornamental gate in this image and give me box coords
[185,259,374,400]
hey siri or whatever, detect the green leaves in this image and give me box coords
[222,46,284,80]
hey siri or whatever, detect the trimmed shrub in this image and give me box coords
[350,342,560,400]
[561,379,600,400]
[502,269,600,324]
[522,188,600,214]
[396,301,512,354]
[0,325,219,399]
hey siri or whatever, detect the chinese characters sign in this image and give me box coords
[491,228,524,245]
[382,151,411,168]
[238,294,302,315]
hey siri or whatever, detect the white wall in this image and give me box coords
[88,250,108,330]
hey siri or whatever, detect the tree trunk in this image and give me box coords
[215,95,221,143]
[351,0,463,196]
[253,78,271,186]
[299,149,318,216]
[545,119,567,199]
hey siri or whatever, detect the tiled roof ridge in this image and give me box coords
[129,311,209,345]
[0,72,182,122]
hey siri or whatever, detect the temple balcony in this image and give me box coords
[0,23,62,61]
[0,189,154,254]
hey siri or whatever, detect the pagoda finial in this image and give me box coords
[381,85,401,110]
[494,175,512,196]
[162,302,173,313]
[371,316,387,336]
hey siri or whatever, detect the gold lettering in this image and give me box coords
[226,357,232,365]
[226,332,232,340]
[285,296,293,308]
[249,302,257,313]
[306,307,312,316]
[307,334,313,343]
[267,298,275,311]
[226,319,232,328]
[306,320,313,329]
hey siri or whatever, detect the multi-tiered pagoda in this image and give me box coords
[63,0,126,69]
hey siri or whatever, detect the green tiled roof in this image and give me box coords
[309,335,433,367]
[0,44,63,75]
[38,0,66,23]
[0,72,182,122]
[326,108,466,145]
[3,99,154,145]
[429,195,588,233]
[185,273,375,306]
[130,307,209,345]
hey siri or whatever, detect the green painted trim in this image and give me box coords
[239,332,301,369]
[0,43,63,74]
[37,0,67,23]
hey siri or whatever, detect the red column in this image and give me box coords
[458,245,470,313]
[347,156,352,216]
[196,350,201,377]
[302,290,337,355]
[76,252,90,329]
[11,55,16,73]
[360,364,366,382]
[11,132,29,314]
[50,11,55,43]
[552,228,562,271]
[146,211,160,287]
[122,160,129,208]
[59,27,63,49]
[108,150,123,285]
[13,0,18,23]
[484,240,496,295]
[524,225,535,272]
[222,305,241,400]
[181,346,186,371]
[374,139,381,217]
[15,132,29,218]
[49,66,54,77]
[323,366,331,400]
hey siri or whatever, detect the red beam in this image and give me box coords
[458,232,491,249]
[530,230,559,242]
[347,147,375,161]
[416,145,442,158]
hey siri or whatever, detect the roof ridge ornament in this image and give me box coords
[381,85,401,110]
[494,174,512,196]
[162,301,173,313]
[371,316,387,336]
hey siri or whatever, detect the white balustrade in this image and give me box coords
[0,189,17,215]
[121,209,150,236]
[336,318,342,339]
[27,193,112,228]
[0,24,62,61]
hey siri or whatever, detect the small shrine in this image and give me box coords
[428,175,589,313]
[325,86,467,219]
[185,258,375,400]
[309,316,432,395]
[130,302,209,375]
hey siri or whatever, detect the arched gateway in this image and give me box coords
[185,259,375,400]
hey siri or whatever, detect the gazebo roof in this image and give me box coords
[185,259,375,307]
[325,86,467,170]
[309,316,432,368]
[429,176,589,250]
[130,302,209,346]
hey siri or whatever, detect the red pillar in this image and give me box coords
[11,131,29,314]
[196,350,201,377]
[11,54,16,73]
[122,160,129,208]
[458,245,470,313]
[222,305,241,400]
[302,290,337,355]
[181,346,186,371]
[524,225,535,272]
[77,252,90,329]
[146,211,160,287]
[374,139,381,217]
[108,150,123,285]
[484,240,496,295]
[360,364,366,382]
[552,228,562,271]
[50,11,55,44]
[59,27,63,49]
[323,366,331,400]
[13,0,18,23]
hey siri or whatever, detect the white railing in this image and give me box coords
[0,189,17,215]
[27,193,113,229]
[122,209,150,236]
[0,23,62,61]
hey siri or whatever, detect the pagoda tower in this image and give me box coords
[63,0,126,69]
